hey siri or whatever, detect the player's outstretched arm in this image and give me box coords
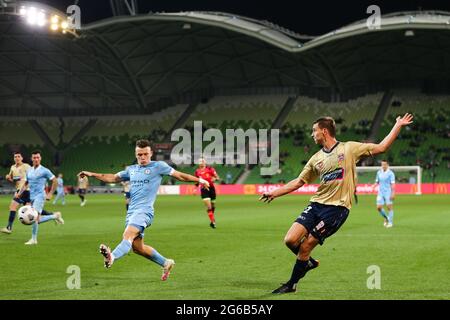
[78,171,121,183]
[371,113,413,155]
[259,177,305,203]
[171,170,210,189]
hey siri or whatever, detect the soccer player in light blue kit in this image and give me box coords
[375,160,396,228]
[53,174,66,205]
[16,150,64,245]
[78,139,210,281]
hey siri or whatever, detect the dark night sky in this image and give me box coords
[36,0,450,35]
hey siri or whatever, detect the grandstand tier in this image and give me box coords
[1,92,448,186]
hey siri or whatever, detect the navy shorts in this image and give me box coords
[295,202,349,245]
[78,188,86,195]
[124,192,131,199]
[201,186,216,201]
[14,190,31,205]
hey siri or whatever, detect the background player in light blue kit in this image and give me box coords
[16,150,65,245]
[375,160,396,228]
[53,174,66,205]
[78,139,210,281]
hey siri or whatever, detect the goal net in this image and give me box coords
[356,166,422,195]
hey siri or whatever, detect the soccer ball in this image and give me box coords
[18,205,38,225]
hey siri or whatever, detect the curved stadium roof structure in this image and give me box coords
[0,1,450,116]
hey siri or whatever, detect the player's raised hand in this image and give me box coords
[259,192,275,203]
[78,171,93,178]
[396,113,413,127]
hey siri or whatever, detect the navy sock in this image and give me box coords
[7,211,16,230]
[41,209,52,216]
[289,244,300,255]
[287,259,309,286]
[126,204,129,211]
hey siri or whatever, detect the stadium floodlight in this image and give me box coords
[37,10,46,26]
[22,6,46,27]
[26,6,37,24]
[4,1,79,37]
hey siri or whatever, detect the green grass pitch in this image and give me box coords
[0,193,449,300]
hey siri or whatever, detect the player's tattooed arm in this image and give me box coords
[78,171,121,183]
[259,177,305,203]
[46,178,58,201]
[390,183,396,200]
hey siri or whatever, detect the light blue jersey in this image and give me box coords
[56,177,64,194]
[376,169,395,205]
[26,165,55,213]
[116,161,174,236]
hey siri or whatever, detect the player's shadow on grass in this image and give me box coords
[229,279,281,299]
[93,275,160,284]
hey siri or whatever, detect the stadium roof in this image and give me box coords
[1,5,450,116]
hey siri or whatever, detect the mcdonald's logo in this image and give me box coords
[244,184,256,195]
[411,184,418,194]
[436,184,448,194]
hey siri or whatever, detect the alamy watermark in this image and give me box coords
[66,265,81,290]
[366,265,381,289]
[66,5,81,30]
[170,121,279,175]
[366,5,381,30]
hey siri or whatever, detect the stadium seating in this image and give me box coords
[377,94,450,182]
[185,95,288,131]
[0,93,448,186]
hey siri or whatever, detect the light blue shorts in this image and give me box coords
[376,193,393,206]
[31,196,46,214]
[125,212,153,238]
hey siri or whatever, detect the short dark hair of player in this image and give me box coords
[135,139,152,149]
[31,150,42,156]
[381,160,388,164]
[13,151,22,156]
[314,117,336,137]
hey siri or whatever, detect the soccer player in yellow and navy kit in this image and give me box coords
[0,152,30,234]
[77,175,89,206]
[260,113,413,294]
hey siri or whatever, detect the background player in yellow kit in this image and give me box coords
[1,152,30,234]
[77,174,89,206]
